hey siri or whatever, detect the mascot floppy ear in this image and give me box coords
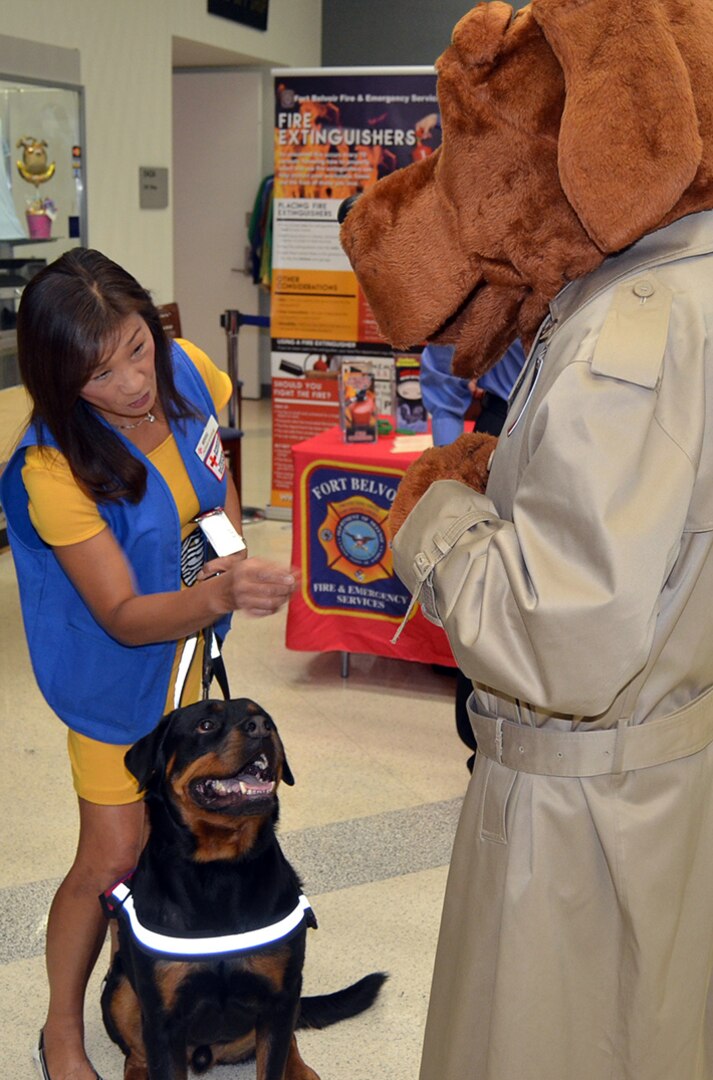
[533,0,704,252]
[339,1,516,353]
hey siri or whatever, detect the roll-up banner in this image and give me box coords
[269,67,441,513]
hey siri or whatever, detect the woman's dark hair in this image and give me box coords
[17,247,197,503]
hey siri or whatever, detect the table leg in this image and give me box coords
[340,652,350,679]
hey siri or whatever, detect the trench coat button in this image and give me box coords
[633,280,655,298]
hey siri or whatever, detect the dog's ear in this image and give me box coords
[281,753,295,787]
[125,712,174,792]
[532,0,703,252]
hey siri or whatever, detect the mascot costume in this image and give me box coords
[341,1,713,1078]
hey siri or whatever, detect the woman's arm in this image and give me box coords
[54,522,296,646]
[223,471,243,535]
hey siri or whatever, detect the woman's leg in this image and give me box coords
[41,797,145,1080]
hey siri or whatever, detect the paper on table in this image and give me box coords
[391,434,433,453]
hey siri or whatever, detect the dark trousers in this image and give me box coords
[455,667,477,773]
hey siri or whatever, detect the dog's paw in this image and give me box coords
[285,1034,321,1079]
[124,1059,150,1080]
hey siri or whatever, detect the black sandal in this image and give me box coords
[34,1031,104,1080]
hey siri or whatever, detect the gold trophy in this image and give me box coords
[17,136,56,238]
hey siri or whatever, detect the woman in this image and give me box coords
[0,248,297,1080]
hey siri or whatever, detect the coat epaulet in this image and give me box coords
[591,276,673,389]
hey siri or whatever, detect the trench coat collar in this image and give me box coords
[550,210,713,329]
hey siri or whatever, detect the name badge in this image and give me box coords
[196,416,219,462]
[204,432,226,481]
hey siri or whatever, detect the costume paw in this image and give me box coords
[389,432,497,537]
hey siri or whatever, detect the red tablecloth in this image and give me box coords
[285,426,456,666]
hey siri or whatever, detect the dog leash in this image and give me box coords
[173,625,231,710]
[101,875,317,959]
[202,624,230,701]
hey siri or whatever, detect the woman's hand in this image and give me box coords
[213,557,299,617]
[195,547,248,582]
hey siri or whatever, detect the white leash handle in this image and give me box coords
[173,633,199,709]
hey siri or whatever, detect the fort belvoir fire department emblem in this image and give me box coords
[318,496,392,584]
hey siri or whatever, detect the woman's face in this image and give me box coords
[79,314,157,427]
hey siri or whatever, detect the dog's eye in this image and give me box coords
[197,719,216,733]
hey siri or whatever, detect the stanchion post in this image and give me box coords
[219,309,269,523]
[220,309,242,431]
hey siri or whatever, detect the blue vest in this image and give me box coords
[0,341,231,744]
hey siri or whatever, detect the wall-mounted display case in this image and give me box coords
[0,73,86,389]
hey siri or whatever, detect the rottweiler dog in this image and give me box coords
[101,698,386,1080]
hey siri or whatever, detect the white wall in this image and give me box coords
[0,0,322,302]
[172,70,263,397]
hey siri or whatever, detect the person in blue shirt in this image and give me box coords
[419,340,526,769]
[420,340,526,444]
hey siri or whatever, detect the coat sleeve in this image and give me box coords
[392,359,697,716]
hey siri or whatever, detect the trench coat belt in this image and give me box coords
[471,683,713,779]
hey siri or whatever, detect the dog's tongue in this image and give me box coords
[237,772,275,796]
[210,774,274,798]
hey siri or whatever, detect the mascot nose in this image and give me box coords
[338,194,361,224]
[241,714,274,738]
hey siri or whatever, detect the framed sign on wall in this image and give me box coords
[207,0,268,31]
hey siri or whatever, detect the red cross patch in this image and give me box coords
[204,432,226,481]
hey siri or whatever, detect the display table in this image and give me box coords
[286,425,456,670]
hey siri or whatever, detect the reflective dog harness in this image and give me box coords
[101,876,317,959]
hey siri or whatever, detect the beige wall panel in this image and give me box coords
[172,69,263,398]
[0,0,322,300]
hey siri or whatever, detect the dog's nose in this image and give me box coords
[337,194,360,224]
[241,713,274,738]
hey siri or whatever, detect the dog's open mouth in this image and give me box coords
[189,753,276,809]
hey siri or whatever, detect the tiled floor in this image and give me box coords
[0,398,468,1079]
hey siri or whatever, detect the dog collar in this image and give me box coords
[101,877,317,959]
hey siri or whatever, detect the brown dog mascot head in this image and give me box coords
[340,0,713,534]
[341,0,713,383]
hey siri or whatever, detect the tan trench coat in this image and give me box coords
[393,210,713,1080]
